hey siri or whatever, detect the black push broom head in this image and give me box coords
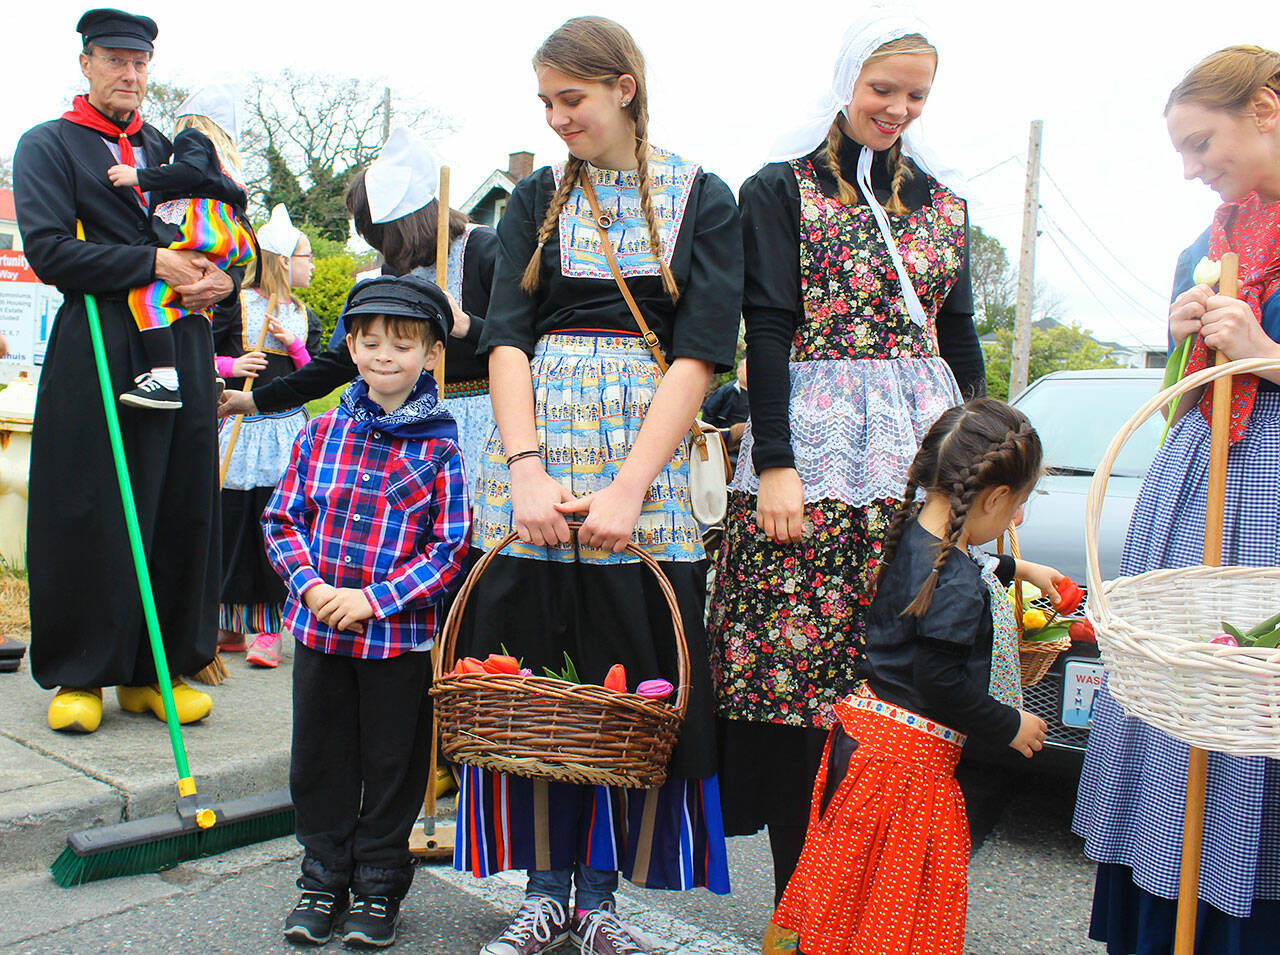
[53,789,295,887]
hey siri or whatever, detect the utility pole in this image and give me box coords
[1009,119,1042,399]
[382,87,392,143]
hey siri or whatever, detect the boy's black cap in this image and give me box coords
[342,274,452,342]
[77,9,158,52]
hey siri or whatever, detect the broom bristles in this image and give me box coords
[52,810,294,887]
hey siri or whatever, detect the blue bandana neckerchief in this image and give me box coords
[339,371,459,442]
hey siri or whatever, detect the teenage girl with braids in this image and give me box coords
[707,7,985,907]
[455,16,742,955]
[771,398,1053,955]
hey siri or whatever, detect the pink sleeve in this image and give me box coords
[288,336,312,369]
[215,355,236,377]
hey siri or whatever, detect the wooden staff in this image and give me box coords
[413,164,456,859]
[218,294,277,488]
[1173,251,1238,954]
[434,166,450,392]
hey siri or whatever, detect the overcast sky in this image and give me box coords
[1,0,1259,347]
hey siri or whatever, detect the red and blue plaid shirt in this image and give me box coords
[262,404,470,659]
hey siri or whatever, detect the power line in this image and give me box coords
[1040,228,1163,347]
[1040,212,1163,318]
[968,154,1021,182]
[1040,165,1167,300]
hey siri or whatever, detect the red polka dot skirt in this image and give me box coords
[773,688,969,955]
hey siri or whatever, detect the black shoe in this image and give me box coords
[284,888,348,945]
[342,894,399,948]
[120,373,182,410]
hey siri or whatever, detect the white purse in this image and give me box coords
[579,169,732,526]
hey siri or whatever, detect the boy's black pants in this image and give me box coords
[291,641,433,900]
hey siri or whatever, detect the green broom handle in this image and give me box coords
[77,223,191,786]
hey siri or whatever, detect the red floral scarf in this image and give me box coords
[1183,193,1280,442]
[61,94,147,208]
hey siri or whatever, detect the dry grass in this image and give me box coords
[0,572,30,642]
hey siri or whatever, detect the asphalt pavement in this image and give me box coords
[0,643,1104,953]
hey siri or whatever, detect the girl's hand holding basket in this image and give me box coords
[508,456,574,547]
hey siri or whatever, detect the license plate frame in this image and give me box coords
[1061,658,1105,729]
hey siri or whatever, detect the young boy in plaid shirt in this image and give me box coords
[262,275,470,948]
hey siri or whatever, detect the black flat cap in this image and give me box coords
[342,275,452,342]
[77,8,158,52]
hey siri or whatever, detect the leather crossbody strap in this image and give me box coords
[576,167,711,460]
[577,167,670,375]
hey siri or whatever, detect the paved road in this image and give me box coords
[2,760,1102,955]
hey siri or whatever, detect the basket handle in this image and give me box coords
[1083,355,1280,624]
[433,521,692,716]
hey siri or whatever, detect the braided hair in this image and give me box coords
[875,398,1043,617]
[519,16,679,301]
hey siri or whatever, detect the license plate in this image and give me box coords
[1061,659,1105,728]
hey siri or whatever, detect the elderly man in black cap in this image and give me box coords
[13,8,232,733]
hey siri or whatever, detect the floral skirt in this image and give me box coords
[707,491,898,727]
[774,689,968,955]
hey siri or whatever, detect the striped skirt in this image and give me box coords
[455,768,729,894]
[1075,391,1280,925]
[774,689,969,955]
[129,197,257,331]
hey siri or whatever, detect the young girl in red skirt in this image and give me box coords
[773,398,1060,955]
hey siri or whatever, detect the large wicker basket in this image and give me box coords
[1086,357,1280,758]
[430,527,689,788]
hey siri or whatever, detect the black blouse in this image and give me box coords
[862,520,1022,746]
[137,127,247,210]
[741,136,983,474]
[250,226,498,415]
[478,163,743,372]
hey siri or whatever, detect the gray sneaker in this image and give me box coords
[571,903,652,954]
[482,896,569,955]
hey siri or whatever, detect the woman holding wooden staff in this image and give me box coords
[213,203,321,668]
[1074,46,1280,953]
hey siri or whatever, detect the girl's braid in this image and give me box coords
[520,154,586,295]
[874,475,920,594]
[823,122,858,206]
[903,421,1036,617]
[885,139,914,216]
[633,118,680,302]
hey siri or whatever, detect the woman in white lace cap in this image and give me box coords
[706,4,983,909]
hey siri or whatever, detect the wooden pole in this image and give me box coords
[1010,119,1043,399]
[218,294,277,488]
[434,166,450,392]
[1173,251,1237,954]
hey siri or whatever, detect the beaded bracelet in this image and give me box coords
[505,449,542,467]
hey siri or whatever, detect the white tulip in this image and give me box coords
[1193,256,1221,287]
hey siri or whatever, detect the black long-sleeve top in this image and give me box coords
[741,136,983,474]
[862,520,1022,746]
[251,227,498,414]
[136,127,247,210]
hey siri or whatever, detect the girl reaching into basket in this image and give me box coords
[772,398,1055,955]
[453,15,742,955]
[1074,46,1280,953]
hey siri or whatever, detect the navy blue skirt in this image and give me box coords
[1091,863,1280,955]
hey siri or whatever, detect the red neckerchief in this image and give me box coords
[61,94,147,208]
[1183,193,1280,442]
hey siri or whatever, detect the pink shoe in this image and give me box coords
[245,633,283,668]
[218,629,248,653]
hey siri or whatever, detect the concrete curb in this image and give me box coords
[0,658,292,875]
